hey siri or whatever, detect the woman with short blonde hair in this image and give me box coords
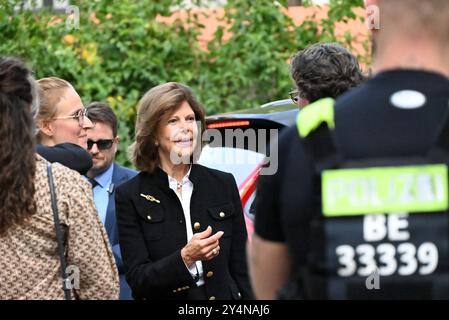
[36,76,93,149]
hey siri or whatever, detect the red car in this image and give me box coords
[198,99,298,241]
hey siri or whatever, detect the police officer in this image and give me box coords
[288,43,365,109]
[250,0,449,299]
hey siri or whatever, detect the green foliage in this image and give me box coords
[197,0,299,114]
[0,0,366,167]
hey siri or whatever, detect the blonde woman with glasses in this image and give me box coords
[35,77,94,174]
[36,77,93,149]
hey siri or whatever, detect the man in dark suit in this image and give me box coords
[86,102,137,300]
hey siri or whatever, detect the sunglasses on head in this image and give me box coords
[87,139,114,150]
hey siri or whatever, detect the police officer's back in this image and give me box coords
[250,0,449,299]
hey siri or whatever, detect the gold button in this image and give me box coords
[193,222,201,230]
[177,288,182,292]
[147,215,152,220]
[206,271,214,278]
[219,212,225,218]
[209,296,216,300]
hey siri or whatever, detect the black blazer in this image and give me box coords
[115,164,253,300]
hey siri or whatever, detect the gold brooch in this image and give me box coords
[140,193,161,203]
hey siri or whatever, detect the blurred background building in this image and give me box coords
[15,0,331,11]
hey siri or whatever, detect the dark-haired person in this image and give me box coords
[0,57,119,299]
[288,42,365,109]
[249,43,365,300]
[85,102,137,300]
[116,82,252,300]
[251,0,449,299]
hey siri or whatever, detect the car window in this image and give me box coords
[198,145,265,187]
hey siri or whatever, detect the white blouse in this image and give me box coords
[168,167,205,286]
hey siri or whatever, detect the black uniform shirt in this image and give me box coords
[254,70,449,266]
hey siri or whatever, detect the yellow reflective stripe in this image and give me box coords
[322,164,449,217]
[296,98,335,138]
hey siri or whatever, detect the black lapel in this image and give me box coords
[104,164,118,235]
[137,169,170,209]
[137,168,187,223]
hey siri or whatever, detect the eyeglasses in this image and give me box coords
[289,90,300,105]
[87,139,114,151]
[53,108,89,127]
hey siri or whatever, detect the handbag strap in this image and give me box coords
[47,163,72,300]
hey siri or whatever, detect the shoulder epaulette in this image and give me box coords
[296,98,335,138]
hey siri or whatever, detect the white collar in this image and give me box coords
[167,166,192,189]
